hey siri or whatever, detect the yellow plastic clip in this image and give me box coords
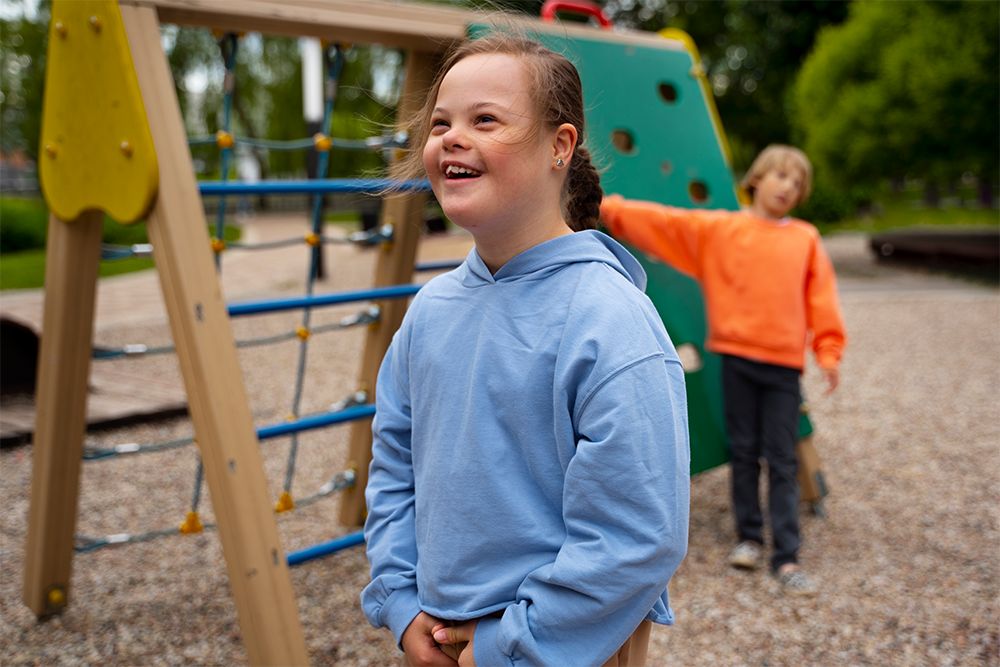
[313,133,332,152]
[304,232,321,247]
[275,491,295,513]
[210,237,226,254]
[215,130,234,150]
[179,510,204,534]
[295,326,310,340]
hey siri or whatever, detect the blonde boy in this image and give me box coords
[600,145,846,595]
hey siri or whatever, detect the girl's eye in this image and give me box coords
[430,119,449,133]
[476,115,497,125]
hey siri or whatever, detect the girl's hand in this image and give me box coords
[432,621,478,667]
[823,367,840,395]
[401,612,458,667]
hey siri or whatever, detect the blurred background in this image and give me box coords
[2,0,997,291]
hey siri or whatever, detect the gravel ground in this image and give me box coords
[1,228,997,666]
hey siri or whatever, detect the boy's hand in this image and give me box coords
[823,367,839,394]
[401,612,458,666]
[432,621,478,667]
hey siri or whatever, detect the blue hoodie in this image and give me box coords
[362,230,690,667]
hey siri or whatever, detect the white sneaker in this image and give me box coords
[728,541,763,570]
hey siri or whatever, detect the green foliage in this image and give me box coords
[0,196,48,252]
[0,4,50,161]
[792,180,859,225]
[793,1,999,191]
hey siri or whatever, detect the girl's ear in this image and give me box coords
[552,123,578,167]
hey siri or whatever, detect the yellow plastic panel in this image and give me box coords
[39,0,158,223]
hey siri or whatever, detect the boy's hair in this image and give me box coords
[395,32,603,231]
[740,144,813,206]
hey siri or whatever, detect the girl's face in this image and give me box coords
[752,162,805,219]
[422,53,560,236]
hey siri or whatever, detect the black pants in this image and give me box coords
[722,354,801,571]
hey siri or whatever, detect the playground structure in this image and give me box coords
[25,0,756,663]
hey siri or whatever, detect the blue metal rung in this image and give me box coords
[256,403,376,441]
[286,531,365,566]
[228,284,421,317]
[198,178,431,196]
[415,259,463,273]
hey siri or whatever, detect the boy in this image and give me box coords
[600,145,846,595]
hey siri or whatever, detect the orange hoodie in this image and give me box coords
[601,195,846,371]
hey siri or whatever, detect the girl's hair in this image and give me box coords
[396,32,602,231]
[740,144,814,206]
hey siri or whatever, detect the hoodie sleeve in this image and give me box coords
[360,330,422,646]
[474,355,691,667]
[805,234,847,370]
[600,194,714,279]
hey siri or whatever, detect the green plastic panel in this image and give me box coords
[468,25,810,474]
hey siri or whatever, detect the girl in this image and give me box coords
[361,33,690,667]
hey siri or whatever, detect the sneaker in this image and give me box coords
[728,541,763,570]
[776,566,818,596]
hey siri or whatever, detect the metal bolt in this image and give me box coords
[44,144,57,158]
[54,21,67,38]
[120,140,133,158]
[89,15,102,32]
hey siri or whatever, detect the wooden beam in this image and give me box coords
[22,210,103,618]
[127,0,685,52]
[120,5,308,665]
[339,49,436,527]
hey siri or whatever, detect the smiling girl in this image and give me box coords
[361,33,690,667]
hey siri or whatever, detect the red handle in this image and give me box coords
[540,0,613,29]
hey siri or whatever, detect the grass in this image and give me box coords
[815,191,999,236]
[0,250,156,290]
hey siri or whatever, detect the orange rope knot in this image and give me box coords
[179,511,204,535]
[215,130,234,149]
[275,491,295,513]
[304,232,321,247]
[313,133,332,152]
[296,326,310,340]
[210,237,226,254]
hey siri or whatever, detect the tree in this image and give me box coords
[793,1,999,206]
[1,3,50,162]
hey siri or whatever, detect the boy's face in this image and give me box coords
[752,163,804,219]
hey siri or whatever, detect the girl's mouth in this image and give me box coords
[444,164,482,180]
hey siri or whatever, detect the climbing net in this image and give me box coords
[79,33,453,567]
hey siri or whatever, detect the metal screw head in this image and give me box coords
[44,144,58,158]
[88,15,102,32]
[54,21,67,38]
[120,140,134,157]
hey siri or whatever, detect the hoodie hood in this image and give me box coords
[460,229,647,291]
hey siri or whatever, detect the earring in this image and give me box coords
[555,157,565,168]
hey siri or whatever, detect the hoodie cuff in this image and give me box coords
[473,616,511,667]
[380,586,423,649]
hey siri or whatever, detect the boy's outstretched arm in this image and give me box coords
[600,194,713,278]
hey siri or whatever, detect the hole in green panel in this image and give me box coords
[688,180,709,204]
[658,82,678,104]
[611,129,636,155]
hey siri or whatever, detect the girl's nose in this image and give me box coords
[441,125,466,150]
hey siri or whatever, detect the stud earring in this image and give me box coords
[555,157,565,168]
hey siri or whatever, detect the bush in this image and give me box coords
[0,197,48,252]
[792,180,859,224]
